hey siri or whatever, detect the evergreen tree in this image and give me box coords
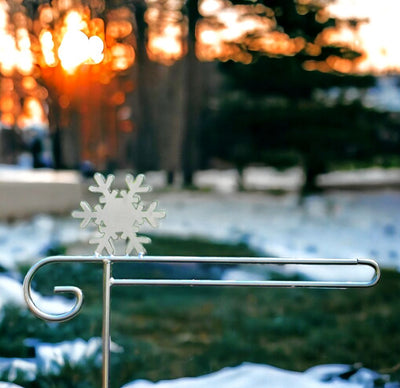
[199,1,395,191]
[132,0,375,185]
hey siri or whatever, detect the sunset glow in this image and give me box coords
[197,0,305,63]
[326,0,400,74]
[0,1,136,130]
[195,0,400,74]
[0,0,399,131]
[40,10,106,73]
[0,0,34,76]
[17,97,48,130]
[145,0,187,64]
[35,6,136,74]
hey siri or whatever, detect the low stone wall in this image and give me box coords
[0,169,82,219]
[317,167,400,190]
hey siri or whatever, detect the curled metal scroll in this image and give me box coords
[23,255,380,323]
[23,256,99,322]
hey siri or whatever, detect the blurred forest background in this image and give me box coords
[2,1,400,386]
[0,0,399,192]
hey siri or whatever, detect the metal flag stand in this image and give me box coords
[22,174,380,388]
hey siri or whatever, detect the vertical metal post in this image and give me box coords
[102,259,112,388]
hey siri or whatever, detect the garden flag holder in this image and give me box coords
[23,173,380,388]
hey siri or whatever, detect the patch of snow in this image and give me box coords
[0,273,72,316]
[221,268,268,282]
[317,168,400,188]
[193,170,239,193]
[150,190,400,279]
[0,168,80,184]
[36,338,101,374]
[142,171,168,189]
[122,362,388,388]
[315,77,400,113]
[0,338,123,382]
[304,364,385,385]
[0,216,54,270]
[0,382,25,388]
[35,337,122,374]
[0,180,399,282]
[363,77,400,112]
[0,215,90,271]
[192,168,304,193]
[0,358,37,383]
[243,167,304,191]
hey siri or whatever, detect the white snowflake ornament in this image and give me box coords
[72,173,165,256]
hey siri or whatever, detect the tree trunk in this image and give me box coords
[153,62,186,181]
[132,0,159,172]
[182,0,201,186]
[133,0,187,181]
[302,156,326,195]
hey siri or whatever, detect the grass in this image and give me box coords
[2,235,400,387]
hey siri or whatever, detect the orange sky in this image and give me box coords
[327,0,400,73]
[196,0,400,73]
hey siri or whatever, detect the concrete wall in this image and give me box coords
[0,169,82,219]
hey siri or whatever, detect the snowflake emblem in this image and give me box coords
[72,173,165,255]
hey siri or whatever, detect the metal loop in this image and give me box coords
[23,256,98,322]
[356,258,380,287]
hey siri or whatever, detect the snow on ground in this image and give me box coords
[0,273,72,317]
[0,215,91,270]
[193,167,304,192]
[0,357,37,384]
[193,169,240,193]
[0,188,399,281]
[193,167,400,192]
[0,166,399,275]
[33,337,123,375]
[0,337,122,384]
[4,334,387,387]
[242,167,305,191]
[363,76,400,112]
[317,168,400,189]
[0,167,79,184]
[0,383,24,388]
[122,363,390,388]
[151,189,400,280]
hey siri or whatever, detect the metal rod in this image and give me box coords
[110,278,372,288]
[102,259,112,388]
[104,256,364,265]
[22,255,372,265]
[110,258,379,288]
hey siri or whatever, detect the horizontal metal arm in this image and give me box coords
[23,255,380,322]
[111,257,380,288]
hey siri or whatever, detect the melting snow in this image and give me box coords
[122,363,390,388]
[0,189,399,280]
[0,273,72,315]
[0,338,122,384]
[0,383,24,388]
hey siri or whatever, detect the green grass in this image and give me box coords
[328,154,400,171]
[2,235,400,387]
